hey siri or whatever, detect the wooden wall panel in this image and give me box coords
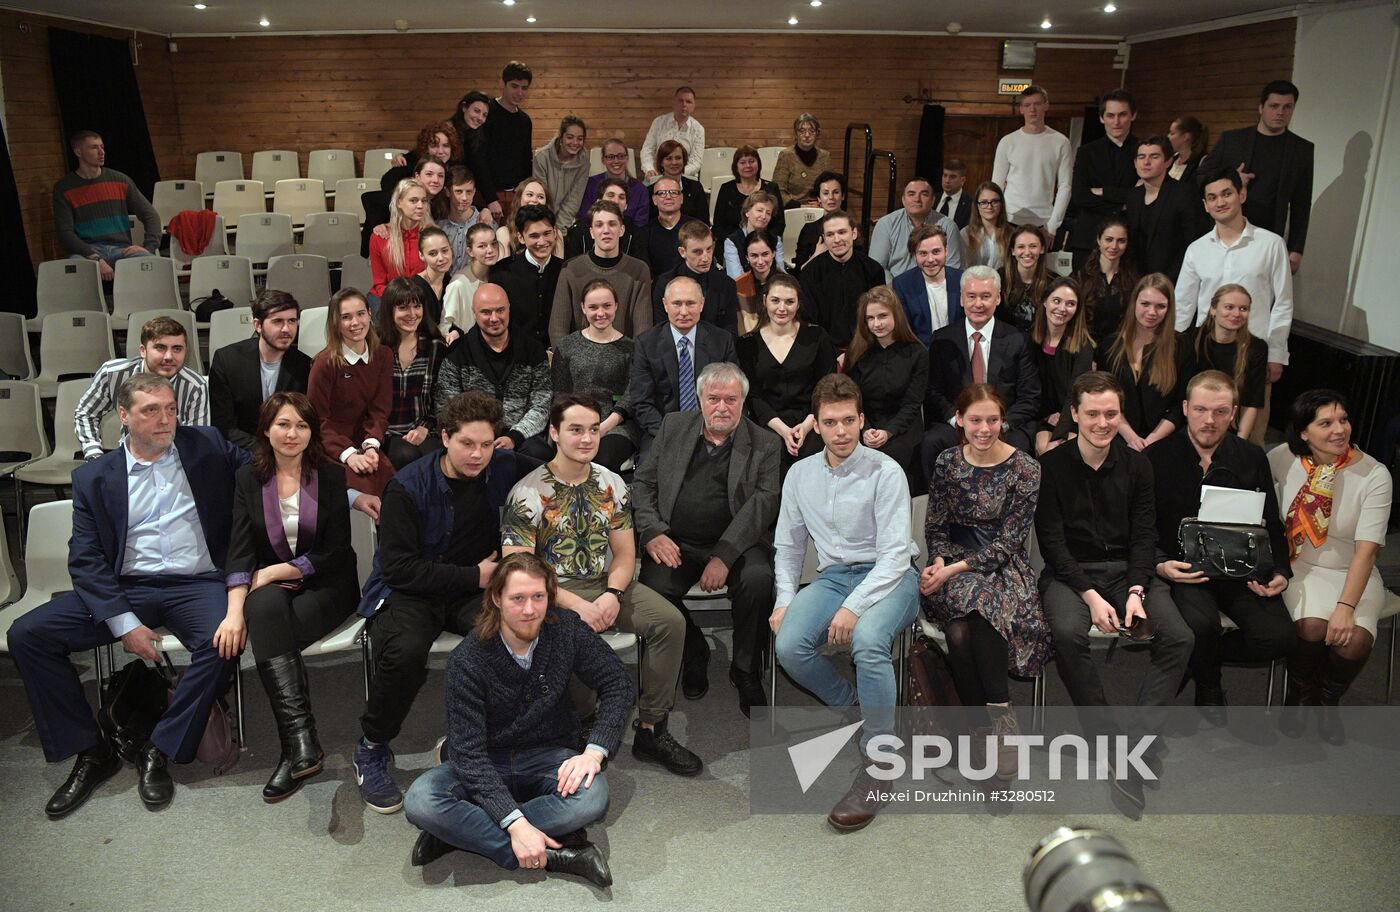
[1125,18,1297,144]
[167,32,1120,220]
[0,9,180,266]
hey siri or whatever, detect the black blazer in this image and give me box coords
[1068,134,1139,250]
[226,461,358,588]
[925,319,1040,431]
[627,321,739,438]
[1031,342,1094,429]
[1198,126,1314,253]
[1126,179,1202,282]
[208,336,313,450]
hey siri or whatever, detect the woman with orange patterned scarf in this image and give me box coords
[1269,389,1393,744]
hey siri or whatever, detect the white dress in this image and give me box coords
[1268,445,1393,635]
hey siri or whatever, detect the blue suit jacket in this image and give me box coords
[68,425,249,624]
[892,266,963,347]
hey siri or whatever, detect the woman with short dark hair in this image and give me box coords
[712,145,786,246]
[1270,390,1393,744]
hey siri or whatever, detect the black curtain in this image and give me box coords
[0,115,37,318]
[47,27,160,197]
[915,104,946,183]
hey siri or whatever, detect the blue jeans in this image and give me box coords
[404,747,610,869]
[69,243,153,267]
[774,563,919,745]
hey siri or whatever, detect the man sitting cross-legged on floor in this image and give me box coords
[404,552,634,888]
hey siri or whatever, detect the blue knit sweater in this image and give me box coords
[447,609,636,825]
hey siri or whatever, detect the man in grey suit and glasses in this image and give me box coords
[632,363,781,716]
[627,275,739,458]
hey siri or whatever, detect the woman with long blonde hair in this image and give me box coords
[1186,283,1268,438]
[1095,273,1185,450]
[370,178,434,301]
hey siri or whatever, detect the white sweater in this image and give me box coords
[992,128,1073,235]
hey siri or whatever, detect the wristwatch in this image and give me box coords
[605,586,626,600]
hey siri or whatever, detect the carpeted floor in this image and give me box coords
[3,625,1399,912]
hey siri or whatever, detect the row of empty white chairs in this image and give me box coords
[211,179,371,230]
[195,150,404,196]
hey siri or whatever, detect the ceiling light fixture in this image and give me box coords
[1103,3,1117,11]
[503,0,515,5]
[788,16,799,25]
[259,17,270,26]
[526,15,536,22]
[1040,17,1052,29]
[810,0,822,6]
[193,3,206,9]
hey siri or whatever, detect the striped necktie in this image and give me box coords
[678,336,699,411]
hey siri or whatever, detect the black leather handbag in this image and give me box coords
[1177,519,1274,582]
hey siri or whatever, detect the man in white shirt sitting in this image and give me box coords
[992,85,1074,243]
[641,86,705,181]
[771,373,920,833]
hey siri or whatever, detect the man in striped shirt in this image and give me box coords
[52,131,160,281]
[74,316,209,460]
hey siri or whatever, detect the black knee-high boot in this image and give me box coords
[1280,638,1326,737]
[257,653,324,802]
[1317,652,1368,746]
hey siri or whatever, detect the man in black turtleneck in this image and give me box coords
[489,204,560,353]
[652,220,738,333]
[549,200,653,347]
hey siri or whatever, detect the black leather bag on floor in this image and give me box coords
[99,658,169,762]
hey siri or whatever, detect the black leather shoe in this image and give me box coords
[729,666,768,719]
[45,742,122,819]
[410,830,456,867]
[545,843,613,888]
[1194,684,1228,727]
[136,741,174,810]
[631,716,702,776]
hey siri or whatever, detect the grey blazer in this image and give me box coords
[631,410,781,566]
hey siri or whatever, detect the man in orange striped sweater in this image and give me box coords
[52,130,160,281]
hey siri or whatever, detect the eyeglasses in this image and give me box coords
[653,189,682,197]
[603,153,628,161]
[977,199,1002,208]
[796,126,818,136]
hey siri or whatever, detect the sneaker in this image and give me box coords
[630,716,703,777]
[353,740,403,813]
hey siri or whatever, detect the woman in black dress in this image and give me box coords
[1183,283,1268,438]
[1000,225,1051,333]
[736,273,838,477]
[411,226,452,329]
[1075,216,1139,341]
[215,392,359,802]
[1094,273,1186,450]
[844,285,927,490]
[1029,276,1095,454]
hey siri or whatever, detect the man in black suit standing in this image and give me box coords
[1126,135,1201,282]
[935,160,973,230]
[632,362,780,715]
[627,276,739,458]
[1198,80,1313,274]
[1067,89,1140,270]
[208,289,312,451]
[922,265,1040,479]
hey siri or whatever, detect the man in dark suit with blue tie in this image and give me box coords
[627,276,739,458]
[9,374,248,818]
[921,265,1041,479]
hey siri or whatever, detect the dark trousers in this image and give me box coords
[639,543,775,674]
[1041,562,1192,738]
[8,576,234,763]
[386,433,443,471]
[1170,580,1296,689]
[922,423,1032,482]
[244,571,359,659]
[360,591,482,744]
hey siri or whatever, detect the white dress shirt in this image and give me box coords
[641,113,705,180]
[1174,221,1294,365]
